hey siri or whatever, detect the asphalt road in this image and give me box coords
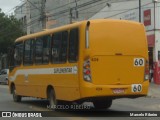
[0,85,160,120]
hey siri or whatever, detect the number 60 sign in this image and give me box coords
[134,58,144,67]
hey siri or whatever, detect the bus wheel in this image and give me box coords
[93,99,112,109]
[48,89,57,110]
[12,85,21,102]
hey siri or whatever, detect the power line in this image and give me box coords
[0,0,154,37]
[105,1,152,19]
[41,0,46,29]
[14,0,105,25]
[26,0,41,11]
[24,1,153,28]
[12,0,107,29]
[4,1,26,14]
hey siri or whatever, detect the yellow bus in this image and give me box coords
[9,19,149,109]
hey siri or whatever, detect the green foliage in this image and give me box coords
[0,9,24,54]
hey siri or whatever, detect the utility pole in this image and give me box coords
[69,0,78,24]
[26,0,46,32]
[75,0,78,19]
[26,0,31,34]
[41,0,46,29]
[139,0,141,22]
[69,0,72,24]
[70,8,73,24]
[153,0,157,31]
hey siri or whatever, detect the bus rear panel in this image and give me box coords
[80,20,149,100]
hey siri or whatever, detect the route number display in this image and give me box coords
[134,58,144,66]
[131,84,142,92]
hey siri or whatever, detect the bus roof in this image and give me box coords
[15,19,142,43]
[15,21,83,43]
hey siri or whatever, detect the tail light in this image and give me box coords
[83,59,92,82]
[144,60,149,80]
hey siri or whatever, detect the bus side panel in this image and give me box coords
[10,65,81,101]
[50,68,80,101]
[9,67,28,96]
[9,24,85,101]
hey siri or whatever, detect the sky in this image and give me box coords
[0,0,22,15]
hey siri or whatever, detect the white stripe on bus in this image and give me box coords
[9,66,78,81]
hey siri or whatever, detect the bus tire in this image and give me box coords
[93,99,112,109]
[48,88,58,110]
[12,85,21,102]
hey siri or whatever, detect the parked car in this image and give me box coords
[0,69,9,85]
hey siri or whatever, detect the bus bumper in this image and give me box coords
[80,81,149,100]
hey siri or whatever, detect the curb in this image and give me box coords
[147,83,160,98]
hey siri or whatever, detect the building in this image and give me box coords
[14,0,42,34]
[45,0,117,28]
[15,0,124,33]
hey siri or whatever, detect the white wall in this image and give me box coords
[90,0,155,31]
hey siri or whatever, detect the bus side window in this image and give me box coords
[69,28,79,62]
[52,31,68,63]
[15,42,23,66]
[35,37,43,65]
[24,40,34,65]
[52,32,62,63]
[43,35,51,64]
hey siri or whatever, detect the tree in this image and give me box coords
[0,9,24,54]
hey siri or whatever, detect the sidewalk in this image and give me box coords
[147,82,160,98]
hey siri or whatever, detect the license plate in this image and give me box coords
[113,88,125,94]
